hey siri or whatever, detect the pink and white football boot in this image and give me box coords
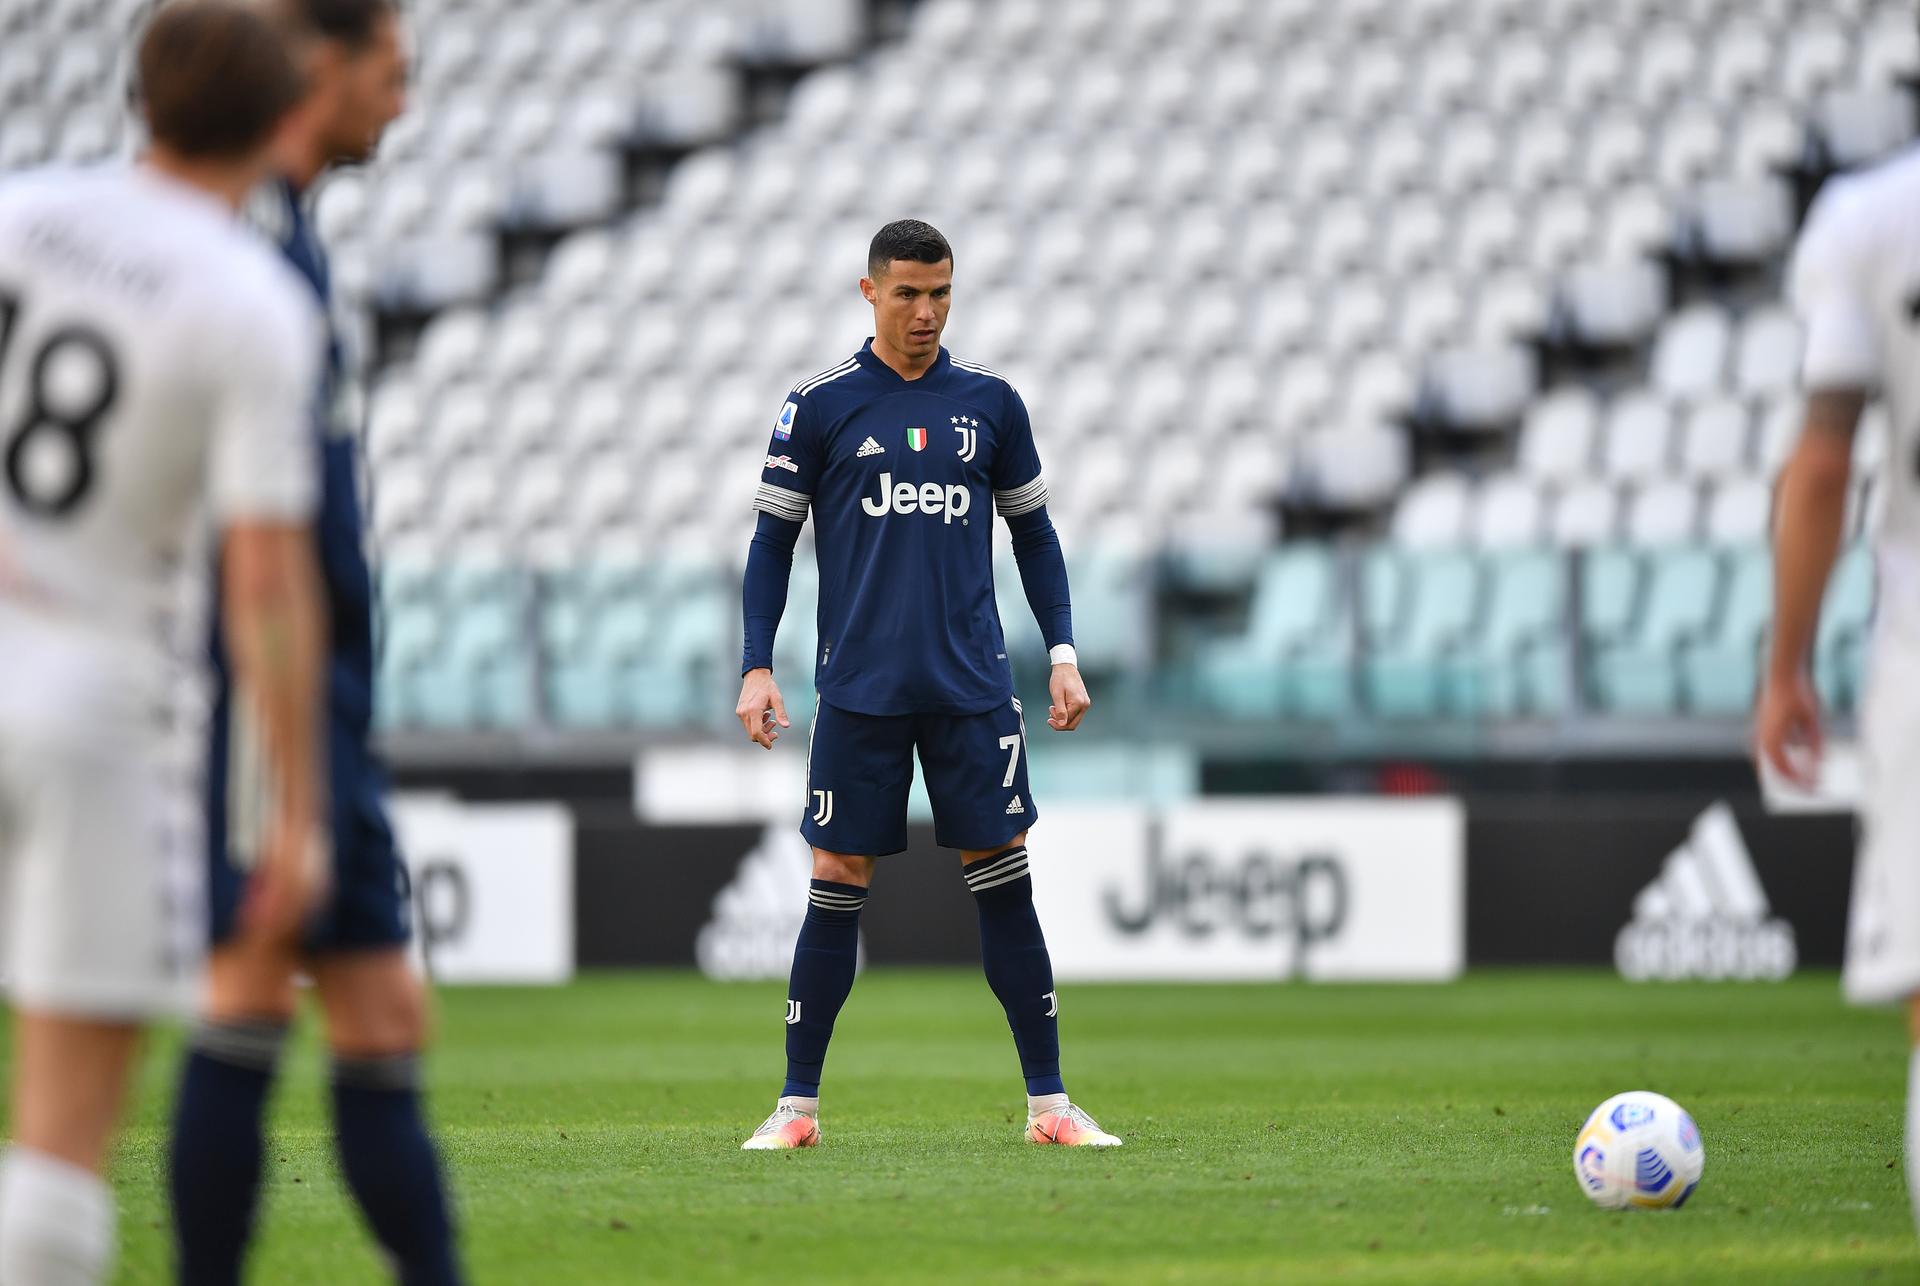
[741,1100,821,1151]
[1026,1100,1123,1147]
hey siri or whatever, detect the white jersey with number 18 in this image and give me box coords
[0,165,321,738]
[1790,144,1920,644]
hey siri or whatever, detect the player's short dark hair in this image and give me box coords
[868,219,953,279]
[137,0,304,160]
[273,0,398,50]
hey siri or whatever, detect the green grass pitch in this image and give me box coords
[66,970,1920,1283]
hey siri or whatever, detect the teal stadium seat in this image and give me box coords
[410,565,534,729]
[1456,550,1570,717]
[1816,544,1874,715]
[1590,547,1720,713]
[1194,545,1349,720]
[544,562,656,728]
[1681,545,1771,715]
[1361,548,1481,719]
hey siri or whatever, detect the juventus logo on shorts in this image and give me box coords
[786,999,803,1025]
[1043,990,1058,1018]
[811,790,834,826]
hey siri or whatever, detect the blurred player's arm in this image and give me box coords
[221,520,328,921]
[738,397,819,749]
[211,279,329,936]
[1758,178,1877,786]
[994,392,1088,732]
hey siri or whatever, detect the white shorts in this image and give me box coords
[0,734,203,1020]
[1844,632,1920,1006]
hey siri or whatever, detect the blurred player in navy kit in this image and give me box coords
[734,220,1121,1151]
[168,3,465,1283]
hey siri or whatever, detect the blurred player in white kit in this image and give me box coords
[0,3,327,1281]
[1760,140,1920,1242]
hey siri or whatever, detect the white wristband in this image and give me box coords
[1049,644,1078,667]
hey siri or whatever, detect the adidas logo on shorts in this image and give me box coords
[1005,796,1026,815]
[856,436,886,457]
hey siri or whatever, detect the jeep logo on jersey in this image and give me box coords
[860,472,971,524]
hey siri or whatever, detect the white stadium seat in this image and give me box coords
[1732,308,1803,398]
[1625,479,1701,546]
[1650,306,1733,403]
[1550,481,1621,547]
[1473,474,1547,549]
[1517,387,1601,483]
[1704,476,1774,544]
[1602,393,1675,482]
[1393,474,1472,548]
[1679,398,1752,478]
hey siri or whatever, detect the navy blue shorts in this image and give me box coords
[207,727,411,953]
[801,696,1038,856]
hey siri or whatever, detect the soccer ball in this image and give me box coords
[1572,1091,1704,1210]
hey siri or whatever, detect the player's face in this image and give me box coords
[317,14,409,166]
[862,259,951,362]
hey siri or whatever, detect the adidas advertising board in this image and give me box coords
[1467,796,1853,969]
[1613,803,1796,982]
[389,795,575,984]
[1027,800,1465,982]
[695,825,866,980]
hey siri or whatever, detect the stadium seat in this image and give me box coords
[1682,546,1771,715]
[1556,260,1666,347]
[1688,178,1794,266]
[1732,308,1803,398]
[1602,393,1675,482]
[1457,548,1571,716]
[1421,344,1538,433]
[1517,387,1600,483]
[1814,88,1917,170]
[1704,476,1773,545]
[1393,475,1473,549]
[1471,475,1546,550]
[1551,481,1622,547]
[1649,306,1733,403]
[1679,398,1752,478]
[1360,548,1482,718]
[1590,546,1719,713]
[1195,545,1350,719]
[1623,479,1701,547]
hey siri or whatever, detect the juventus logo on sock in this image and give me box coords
[1043,991,1058,1018]
[785,999,803,1025]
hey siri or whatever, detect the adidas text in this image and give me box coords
[856,437,886,458]
[1006,796,1026,815]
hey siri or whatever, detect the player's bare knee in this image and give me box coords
[811,849,874,887]
[960,832,1028,866]
[1905,993,1920,1047]
[202,944,299,1022]
[314,953,430,1056]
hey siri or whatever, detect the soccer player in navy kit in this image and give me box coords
[735,221,1121,1150]
[168,4,464,1283]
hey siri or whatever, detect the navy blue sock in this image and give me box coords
[966,847,1066,1097]
[782,879,868,1097]
[331,1055,463,1286]
[169,1019,288,1286]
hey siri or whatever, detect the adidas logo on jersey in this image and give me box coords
[1006,796,1026,815]
[1613,802,1796,982]
[856,437,886,458]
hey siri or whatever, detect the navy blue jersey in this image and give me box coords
[208,178,394,900]
[753,341,1050,717]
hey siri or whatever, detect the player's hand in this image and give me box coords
[241,820,330,944]
[737,668,789,749]
[1048,663,1091,731]
[1755,670,1824,789]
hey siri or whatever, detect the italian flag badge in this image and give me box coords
[906,427,928,451]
